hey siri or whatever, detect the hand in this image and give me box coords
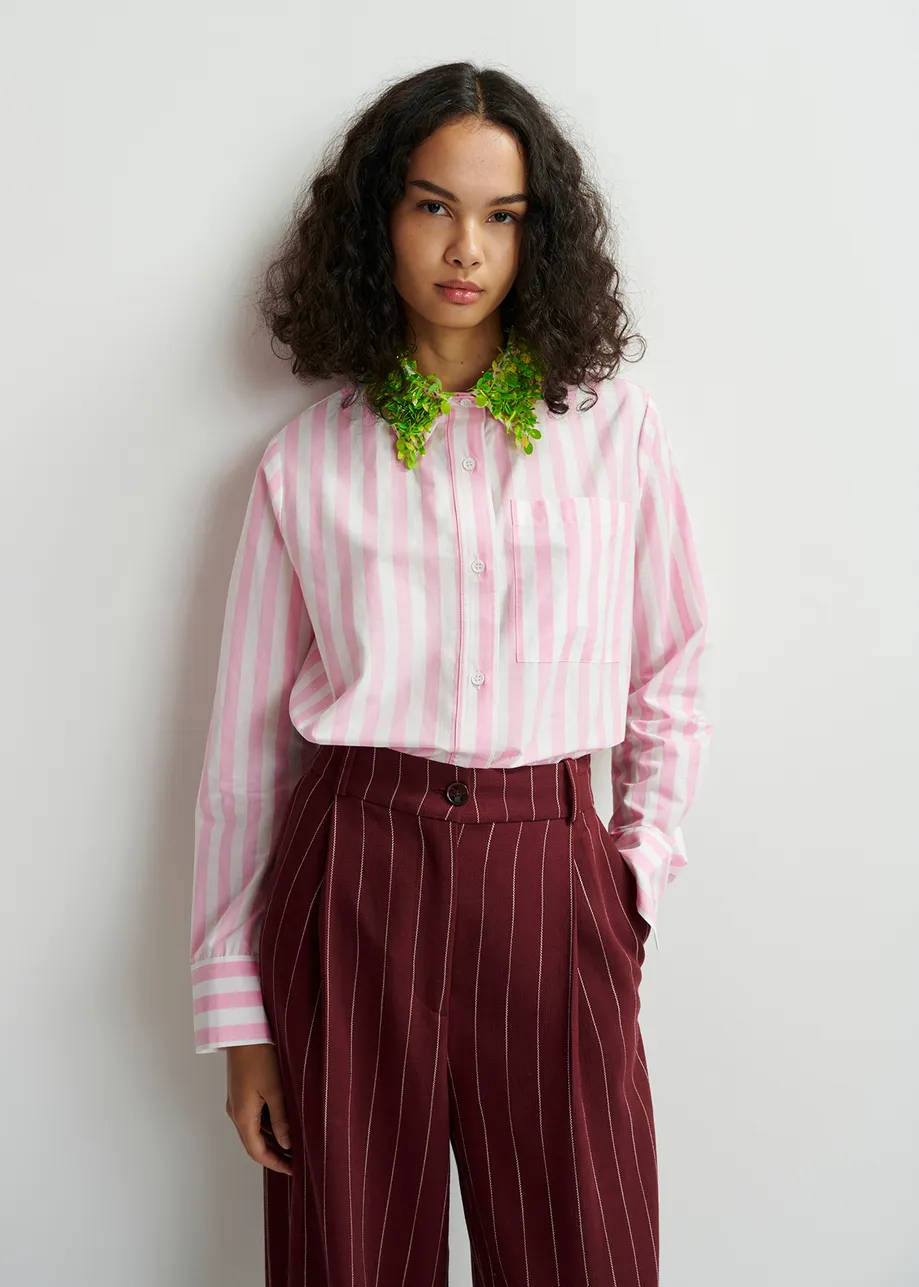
[225,1043,293,1177]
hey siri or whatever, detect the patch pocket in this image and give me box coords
[509,496,633,664]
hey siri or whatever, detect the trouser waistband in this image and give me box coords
[304,743,595,825]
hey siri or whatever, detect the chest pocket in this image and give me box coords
[509,496,633,664]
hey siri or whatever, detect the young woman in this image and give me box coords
[190,60,713,1287]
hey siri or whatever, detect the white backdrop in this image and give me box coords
[2,3,916,1284]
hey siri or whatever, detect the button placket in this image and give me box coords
[448,403,497,757]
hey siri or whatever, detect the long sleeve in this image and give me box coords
[608,394,714,946]
[189,437,316,1054]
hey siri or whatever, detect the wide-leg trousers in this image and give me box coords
[258,743,657,1287]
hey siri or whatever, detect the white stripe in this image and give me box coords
[190,375,713,1049]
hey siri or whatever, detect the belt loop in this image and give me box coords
[562,757,578,825]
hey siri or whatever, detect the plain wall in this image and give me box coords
[2,2,916,1284]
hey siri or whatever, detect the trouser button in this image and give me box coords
[445,781,469,806]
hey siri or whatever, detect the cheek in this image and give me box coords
[391,219,431,275]
[499,232,523,279]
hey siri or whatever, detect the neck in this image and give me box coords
[401,313,506,393]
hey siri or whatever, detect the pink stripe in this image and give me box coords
[193,989,264,1013]
[350,401,384,746]
[387,418,415,751]
[196,1021,272,1044]
[191,460,271,958]
[534,506,556,660]
[214,462,270,942]
[466,412,497,755]
[230,458,284,943]
[190,376,713,1042]
[417,417,446,751]
[191,728,215,955]
[570,392,599,751]
[333,397,360,731]
[320,402,356,743]
[491,434,526,758]
[446,411,466,758]
[192,958,260,982]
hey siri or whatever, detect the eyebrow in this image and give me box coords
[408,179,529,207]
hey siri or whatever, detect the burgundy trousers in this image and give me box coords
[258,743,657,1287]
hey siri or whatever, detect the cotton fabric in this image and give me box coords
[260,742,659,1286]
[190,376,713,1054]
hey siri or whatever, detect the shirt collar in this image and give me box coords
[367,326,546,469]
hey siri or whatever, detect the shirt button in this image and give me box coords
[471,671,485,686]
[471,558,485,573]
[462,457,476,471]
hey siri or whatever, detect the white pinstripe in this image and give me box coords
[533,817,564,1287]
[586,809,659,1174]
[503,821,532,1287]
[565,819,592,1286]
[323,749,365,1279]
[271,767,338,1280]
[471,820,512,1287]
[432,1176,450,1286]
[347,788,365,1287]
[357,747,396,1287]
[396,805,453,1287]
[262,754,659,1284]
[447,820,502,1287]
[447,1054,497,1287]
[260,770,332,1280]
[299,986,322,1279]
[575,962,627,1284]
[373,770,439,1287]
[578,816,659,1279]
[260,772,326,993]
[417,773,456,1284]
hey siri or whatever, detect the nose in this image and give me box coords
[447,218,482,267]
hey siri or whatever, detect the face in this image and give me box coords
[388,116,528,338]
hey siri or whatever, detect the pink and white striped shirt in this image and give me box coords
[190,375,713,1053]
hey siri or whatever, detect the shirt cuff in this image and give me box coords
[609,823,689,951]
[191,956,275,1054]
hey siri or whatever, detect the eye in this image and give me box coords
[417,201,520,224]
[418,200,448,216]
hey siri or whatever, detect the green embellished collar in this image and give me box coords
[366,326,546,469]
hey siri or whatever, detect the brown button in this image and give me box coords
[445,781,469,806]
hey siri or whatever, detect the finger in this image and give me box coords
[262,1093,292,1151]
[235,1115,293,1176]
[231,1094,292,1175]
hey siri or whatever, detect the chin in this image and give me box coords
[420,306,486,327]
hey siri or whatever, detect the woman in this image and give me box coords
[190,60,713,1287]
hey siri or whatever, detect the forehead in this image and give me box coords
[405,119,526,196]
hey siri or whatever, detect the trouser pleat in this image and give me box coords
[258,745,657,1286]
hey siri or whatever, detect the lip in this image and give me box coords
[437,279,483,291]
[436,281,484,305]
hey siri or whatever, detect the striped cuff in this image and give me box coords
[191,956,274,1054]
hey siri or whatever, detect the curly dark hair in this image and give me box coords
[255,61,646,418]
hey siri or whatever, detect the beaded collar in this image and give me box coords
[366,326,546,469]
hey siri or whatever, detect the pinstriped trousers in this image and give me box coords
[259,743,657,1287]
